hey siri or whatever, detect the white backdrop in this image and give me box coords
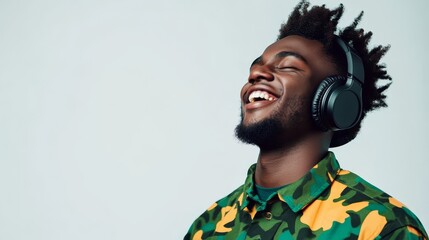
[0,0,428,239]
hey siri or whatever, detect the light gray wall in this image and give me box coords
[0,0,427,239]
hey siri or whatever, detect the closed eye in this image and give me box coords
[275,66,299,71]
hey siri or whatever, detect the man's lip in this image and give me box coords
[243,85,280,104]
[244,99,277,110]
[242,84,280,110]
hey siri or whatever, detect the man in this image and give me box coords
[185,1,428,239]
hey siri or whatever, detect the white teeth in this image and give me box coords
[263,92,268,99]
[248,90,275,103]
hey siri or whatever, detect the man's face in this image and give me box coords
[235,35,338,148]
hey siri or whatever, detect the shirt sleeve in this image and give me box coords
[381,226,427,240]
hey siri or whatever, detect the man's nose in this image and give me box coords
[248,65,274,84]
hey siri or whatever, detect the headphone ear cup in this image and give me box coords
[312,76,346,131]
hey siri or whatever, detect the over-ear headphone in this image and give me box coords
[311,36,365,131]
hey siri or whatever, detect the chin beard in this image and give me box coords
[235,117,285,149]
[235,98,311,149]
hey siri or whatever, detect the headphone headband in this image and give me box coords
[335,36,365,84]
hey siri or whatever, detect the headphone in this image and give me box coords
[311,36,365,131]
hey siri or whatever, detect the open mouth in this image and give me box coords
[246,90,278,104]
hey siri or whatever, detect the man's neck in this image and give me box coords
[254,133,330,188]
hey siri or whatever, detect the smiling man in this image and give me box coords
[185,1,427,239]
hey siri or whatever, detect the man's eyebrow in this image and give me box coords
[249,51,307,69]
[274,51,307,63]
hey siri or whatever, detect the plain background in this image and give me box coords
[0,0,428,239]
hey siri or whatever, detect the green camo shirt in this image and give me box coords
[185,152,428,239]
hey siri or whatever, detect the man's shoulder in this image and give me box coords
[332,169,427,238]
[334,169,394,204]
[184,184,245,239]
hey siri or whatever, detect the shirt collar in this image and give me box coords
[240,152,341,213]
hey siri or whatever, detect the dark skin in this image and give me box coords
[240,35,338,188]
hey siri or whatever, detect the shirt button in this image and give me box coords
[264,212,272,220]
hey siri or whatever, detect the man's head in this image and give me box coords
[235,0,391,148]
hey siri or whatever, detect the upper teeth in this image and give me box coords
[249,90,275,103]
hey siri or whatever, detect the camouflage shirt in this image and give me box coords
[185,152,428,239]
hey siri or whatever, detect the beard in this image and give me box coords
[235,97,312,150]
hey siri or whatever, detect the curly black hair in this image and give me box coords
[278,0,392,147]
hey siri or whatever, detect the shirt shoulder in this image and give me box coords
[184,184,245,240]
[333,169,428,239]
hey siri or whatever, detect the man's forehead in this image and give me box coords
[263,35,324,55]
[251,35,324,66]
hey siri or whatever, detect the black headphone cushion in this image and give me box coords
[311,76,346,131]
